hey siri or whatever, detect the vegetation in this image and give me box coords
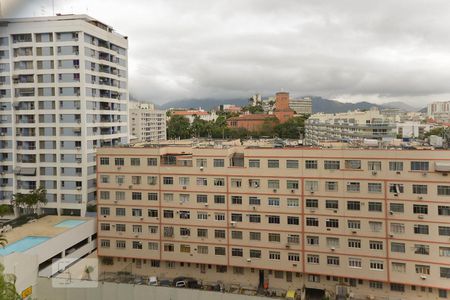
[424,127,445,138]
[0,235,6,248]
[12,187,47,216]
[0,205,13,218]
[241,104,264,114]
[167,112,309,140]
[0,239,21,300]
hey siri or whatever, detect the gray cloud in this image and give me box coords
[6,0,450,106]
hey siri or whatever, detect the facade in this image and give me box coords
[273,92,295,123]
[395,122,435,139]
[289,97,312,115]
[97,143,450,299]
[171,109,218,124]
[305,108,396,145]
[129,101,166,142]
[0,15,129,216]
[0,216,96,299]
[427,101,450,124]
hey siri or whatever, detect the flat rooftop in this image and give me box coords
[2,216,94,246]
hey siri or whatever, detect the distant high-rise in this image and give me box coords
[289,96,312,115]
[0,15,129,216]
[129,101,166,142]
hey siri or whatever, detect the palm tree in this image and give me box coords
[0,235,6,248]
[12,186,47,216]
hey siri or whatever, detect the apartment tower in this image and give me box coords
[0,15,129,216]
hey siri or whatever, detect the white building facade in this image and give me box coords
[130,101,166,142]
[0,15,129,216]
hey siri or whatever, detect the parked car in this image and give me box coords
[159,279,172,287]
[172,277,200,289]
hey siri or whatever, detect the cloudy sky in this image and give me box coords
[4,0,450,106]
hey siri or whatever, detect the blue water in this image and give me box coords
[0,236,50,256]
[54,219,86,228]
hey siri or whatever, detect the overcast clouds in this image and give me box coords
[4,0,450,105]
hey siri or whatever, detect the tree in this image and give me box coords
[0,205,12,218]
[12,186,47,216]
[0,235,6,248]
[167,115,191,139]
[424,127,445,138]
[242,105,264,114]
[190,116,210,138]
[0,240,21,300]
[274,116,308,139]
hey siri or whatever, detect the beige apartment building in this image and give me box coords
[96,143,450,299]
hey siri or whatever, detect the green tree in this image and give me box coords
[0,240,21,300]
[190,116,210,138]
[0,205,12,218]
[242,105,264,114]
[424,127,445,138]
[0,235,6,248]
[274,116,308,139]
[12,186,47,216]
[167,115,191,139]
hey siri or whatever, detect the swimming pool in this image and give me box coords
[0,236,50,256]
[54,219,86,228]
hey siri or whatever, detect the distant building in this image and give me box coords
[305,108,396,145]
[171,109,218,123]
[248,93,262,106]
[273,92,295,123]
[427,101,450,123]
[289,97,312,115]
[129,101,166,142]
[396,122,435,139]
[219,104,241,113]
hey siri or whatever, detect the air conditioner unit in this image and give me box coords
[246,258,251,262]
[134,234,139,237]
[389,211,394,215]
[204,203,208,207]
[389,234,394,238]
[182,186,186,190]
[76,187,82,190]
[140,217,144,220]
[351,230,357,234]
[418,215,424,219]
[333,210,337,213]
[117,166,121,170]
[128,185,132,189]
[252,206,256,210]
[273,189,277,193]
[420,275,427,280]
[230,221,236,227]
[114,200,118,203]
[396,171,401,175]
[291,189,296,193]
[76,147,81,151]
[372,171,377,175]
[418,196,423,200]
[330,247,335,251]
[285,244,290,248]
[199,166,203,171]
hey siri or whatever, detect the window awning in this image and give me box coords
[18,167,36,176]
[286,290,296,299]
[435,162,450,172]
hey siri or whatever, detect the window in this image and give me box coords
[213,159,224,168]
[390,223,405,234]
[163,177,173,185]
[114,158,124,166]
[195,158,207,167]
[250,249,261,258]
[100,207,110,215]
[324,160,340,170]
[306,217,319,227]
[370,260,384,270]
[325,200,339,209]
[116,175,125,185]
[116,240,126,249]
[369,221,382,232]
[116,208,125,216]
[369,241,383,250]
[415,264,430,275]
[148,209,158,218]
[390,283,405,292]
[439,289,448,298]
[288,253,300,261]
[305,160,318,169]
[100,239,110,248]
[287,234,300,244]
[286,160,299,168]
[249,214,261,223]
[326,219,339,228]
[197,194,208,203]
[132,192,142,200]
[347,182,360,192]
[214,213,225,221]
[287,180,299,190]
[326,237,339,248]
[197,245,208,254]
[132,208,142,217]
[414,224,429,234]
[179,177,190,186]
[197,212,208,220]
[163,193,173,201]
[268,180,280,189]
[440,267,450,278]
[390,203,404,213]
[414,244,430,255]
[389,161,403,171]
[368,202,382,212]
[348,239,361,248]
[100,175,110,184]
[268,215,280,224]
[163,210,174,218]
[438,185,450,196]
[214,195,225,204]
[130,158,140,166]
[231,196,242,205]
[100,191,110,200]
[392,262,406,273]
[231,178,242,188]
[307,255,320,264]
[287,198,299,207]
[180,227,190,236]
[347,201,360,211]
[147,158,158,166]
[411,161,429,171]
[325,181,338,191]
[413,184,428,194]
[147,176,157,185]
[345,160,361,170]
[368,161,382,171]
[413,204,428,214]
[197,228,208,237]
[439,247,450,257]
[147,193,158,201]
[248,159,260,168]
[214,229,226,239]
[133,225,143,233]
[116,224,126,232]
[268,197,280,206]
[215,247,226,255]
[231,248,243,257]
[148,242,158,250]
[307,236,319,246]
[149,226,158,234]
[306,199,318,208]
[250,232,261,240]
[163,244,174,252]
[439,206,450,216]
[439,226,450,236]
[369,281,383,289]
[348,220,361,229]
[100,157,109,165]
[304,180,317,192]
[249,197,261,205]
[131,176,141,185]
[179,210,190,219]
[196,177,207,186]
[287,216,299,225]
[100,223,110,231]
[389,183,404,194]
[231,213,242,222]
[349,257,361,268]
[391,242,405,253]
[368,183,382,193]
[327,256,339,266]
[249,179,260,188]
[231,231,243,239]
[268,160,279,168]
[269,251,281,260]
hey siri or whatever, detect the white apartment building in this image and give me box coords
[129,101,166,142]
[396,122,435,139]
[289,97,312,115]
[427,101,450,124]
[0,15,129,216]
[305,108,396,145]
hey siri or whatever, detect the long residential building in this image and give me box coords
[129,101,166,142]
[97,142,450,300]
[305,108,396,145]
[0,15,129,216]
